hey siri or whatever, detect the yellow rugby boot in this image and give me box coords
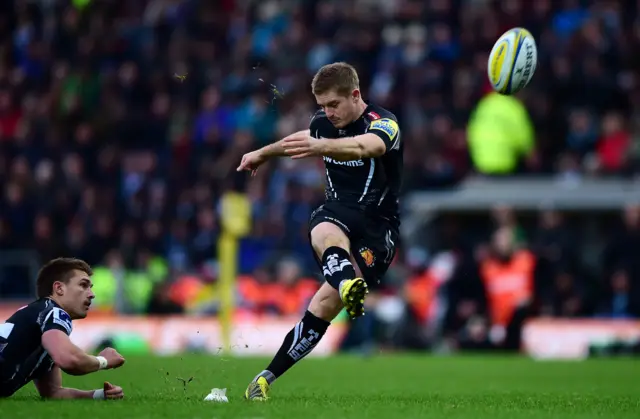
[339,278,369,318]
[244,376,270,401]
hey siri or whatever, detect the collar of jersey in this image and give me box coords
[343,101,372,130]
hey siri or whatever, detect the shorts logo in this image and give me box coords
[368,118,399,139]
[359,247,375,267]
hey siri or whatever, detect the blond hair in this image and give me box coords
[311,62,360,96]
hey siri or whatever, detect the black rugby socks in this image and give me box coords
[257,310,331,383]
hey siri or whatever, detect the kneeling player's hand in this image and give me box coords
[104,381,124,400]
[283,132,319,159]
[98,347,125,369]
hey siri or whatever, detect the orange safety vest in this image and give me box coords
[237,276,320,316]
[169,275,204,307]
[480,250,535,327]
[237,275,263,308]
[268,278,320,316]
[405,271,438,324]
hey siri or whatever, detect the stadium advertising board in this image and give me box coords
[0,306,346,356]
[522,319,640,360]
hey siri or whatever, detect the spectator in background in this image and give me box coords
[539,269,586,318]
[595,112,632,175]
[565,108,598,157]
[147,282,184,315]
[490,205,527,246]
[235,259,317,317]
[466,92,535,176]
[457,316,494,352]
[532,208,576,297]
[478,227,536,350]
[403,261,439,349]
[403,251,458,349]
[596,269,639,319]
[599,205,640,317]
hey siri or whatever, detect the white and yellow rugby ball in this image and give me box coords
[487,28,537,95]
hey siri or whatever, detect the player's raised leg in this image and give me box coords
[310,222,369,318]
[245,223,367,401]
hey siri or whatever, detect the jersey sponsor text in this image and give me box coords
[323,156,365,167]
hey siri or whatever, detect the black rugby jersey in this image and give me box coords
[0,298,73,397]
[310,102,403,222]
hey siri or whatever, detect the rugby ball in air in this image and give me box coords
[487,27,537,95]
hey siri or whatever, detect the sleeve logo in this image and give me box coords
[369,118,399,139]
[0,322,14,339]
[53,307,73,334]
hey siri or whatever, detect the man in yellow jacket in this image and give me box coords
[467,92,535,175]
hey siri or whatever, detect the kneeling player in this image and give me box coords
[238,62,402,400]
[0,258,126,399]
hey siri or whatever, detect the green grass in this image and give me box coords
[3,354,640,418]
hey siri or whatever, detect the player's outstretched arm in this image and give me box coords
[281,114,400,161]
[283,131,387,161]
[319,133,387,160]
[299,117,400,161]
[42,330,125,376]
[237,129,311,174]
[34,365,124,400]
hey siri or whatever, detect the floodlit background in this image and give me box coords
[0,0,639,360]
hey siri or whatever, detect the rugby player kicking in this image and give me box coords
[0,258,125,399]
[238,62,403,400]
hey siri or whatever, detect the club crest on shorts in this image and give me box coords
[359,247,375,267]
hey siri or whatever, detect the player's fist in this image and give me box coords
[237,150,267,176]
[103,381,124,400]
[98,347,125,369]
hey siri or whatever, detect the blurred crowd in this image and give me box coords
[0,0,639,350]
[386,204,640,352]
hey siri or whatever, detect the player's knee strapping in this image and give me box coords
[321,246,356,290]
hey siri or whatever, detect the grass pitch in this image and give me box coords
[3,354,639,418]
